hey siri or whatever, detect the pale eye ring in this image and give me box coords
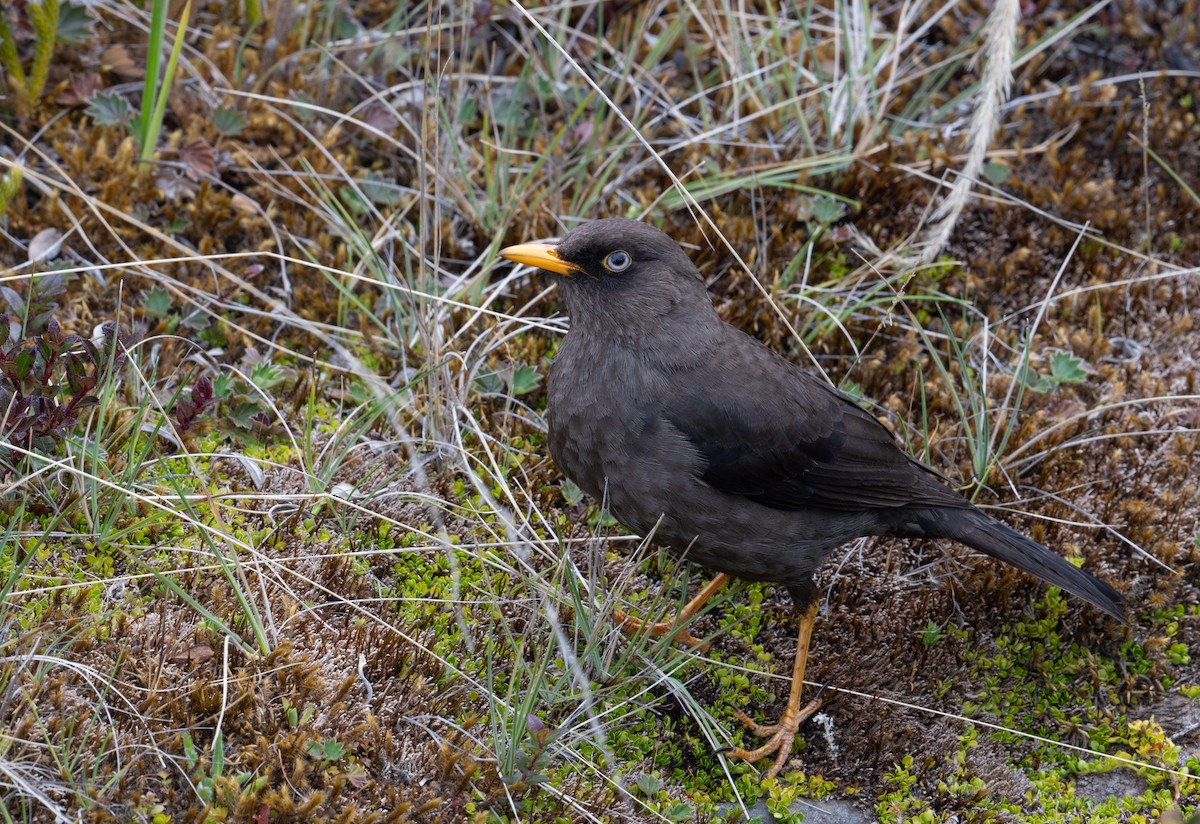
[603,250,632,273]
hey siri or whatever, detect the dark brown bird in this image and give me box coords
[500,218,1125,778]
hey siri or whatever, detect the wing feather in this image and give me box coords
[663,340,966,513]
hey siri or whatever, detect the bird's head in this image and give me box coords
[500,218,712,335]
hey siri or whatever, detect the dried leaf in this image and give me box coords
[231,192,258,213]
[179,139,216,180]
[101,45,141,79]
[28,228,63,264]
[57,72,104,106]
[359,101,398,134]
[155,171,197,201]
[169,644,215,666]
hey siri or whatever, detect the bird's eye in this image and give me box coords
[603,250,632,273]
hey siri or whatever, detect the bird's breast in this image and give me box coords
[543,330,863,587]
[546,337,703,528]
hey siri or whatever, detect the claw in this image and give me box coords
[613,573,729,651]
[722,603,821,779]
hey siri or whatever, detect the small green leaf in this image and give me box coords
[338,185,370,216]
[229,401,261,429]
[509,364,540,396]
[587,507,617,528]
[560,480,583,506]
[56,3,94,44]
[211,729,224,777]
[65,358,89,394]
[141,288,172,318]
[210,373,236,398]
[1014,362,1053,394]
[838,379,864,402]
[472,369,504,395]
[86,92,132,127]
[983,161,1010,184]
[811,195,845,224]
[634,774,662,796]
[358,172,402,207]
[180,308,210,331]
[307,738,346,761]
[212,106,246,136]
[664,802,694,822]
[165,213,189,234]
[457,94,478,125]
[1047,350,1090,385]
[249,361,286,391]
[181,731,198,767]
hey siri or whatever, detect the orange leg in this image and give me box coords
[612,573,729,650]
[724,602,823,779]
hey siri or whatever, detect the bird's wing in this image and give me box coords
[662,349,967,513]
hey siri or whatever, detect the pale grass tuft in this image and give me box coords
[915,0,1020,263]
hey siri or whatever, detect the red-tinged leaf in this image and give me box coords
[39,272,63,295]
[77,338,99,369]
[7,416,32,439]
[57,72,104,106]
[571,121,594,145]
[179,139,216,181]
[359,101,398,134]
[44,318,64,347]
[36,412,61,432]
[193,376,213,406]
[66,359,87,395]
[35,338,53,371]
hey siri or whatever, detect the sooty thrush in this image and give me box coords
[500,218,1125,778]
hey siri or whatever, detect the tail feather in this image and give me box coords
[935,509,1127,623]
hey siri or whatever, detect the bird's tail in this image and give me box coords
[930,508,1127,623]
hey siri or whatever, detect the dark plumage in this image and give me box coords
[500,218,1125,777]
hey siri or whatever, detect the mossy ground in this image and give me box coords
[0,1,1197,821]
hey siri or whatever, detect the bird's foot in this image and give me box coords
[724,694,824,779]
[610,573,729,651]
[612,608,710,650]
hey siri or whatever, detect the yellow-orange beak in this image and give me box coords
[499,243,580,277]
